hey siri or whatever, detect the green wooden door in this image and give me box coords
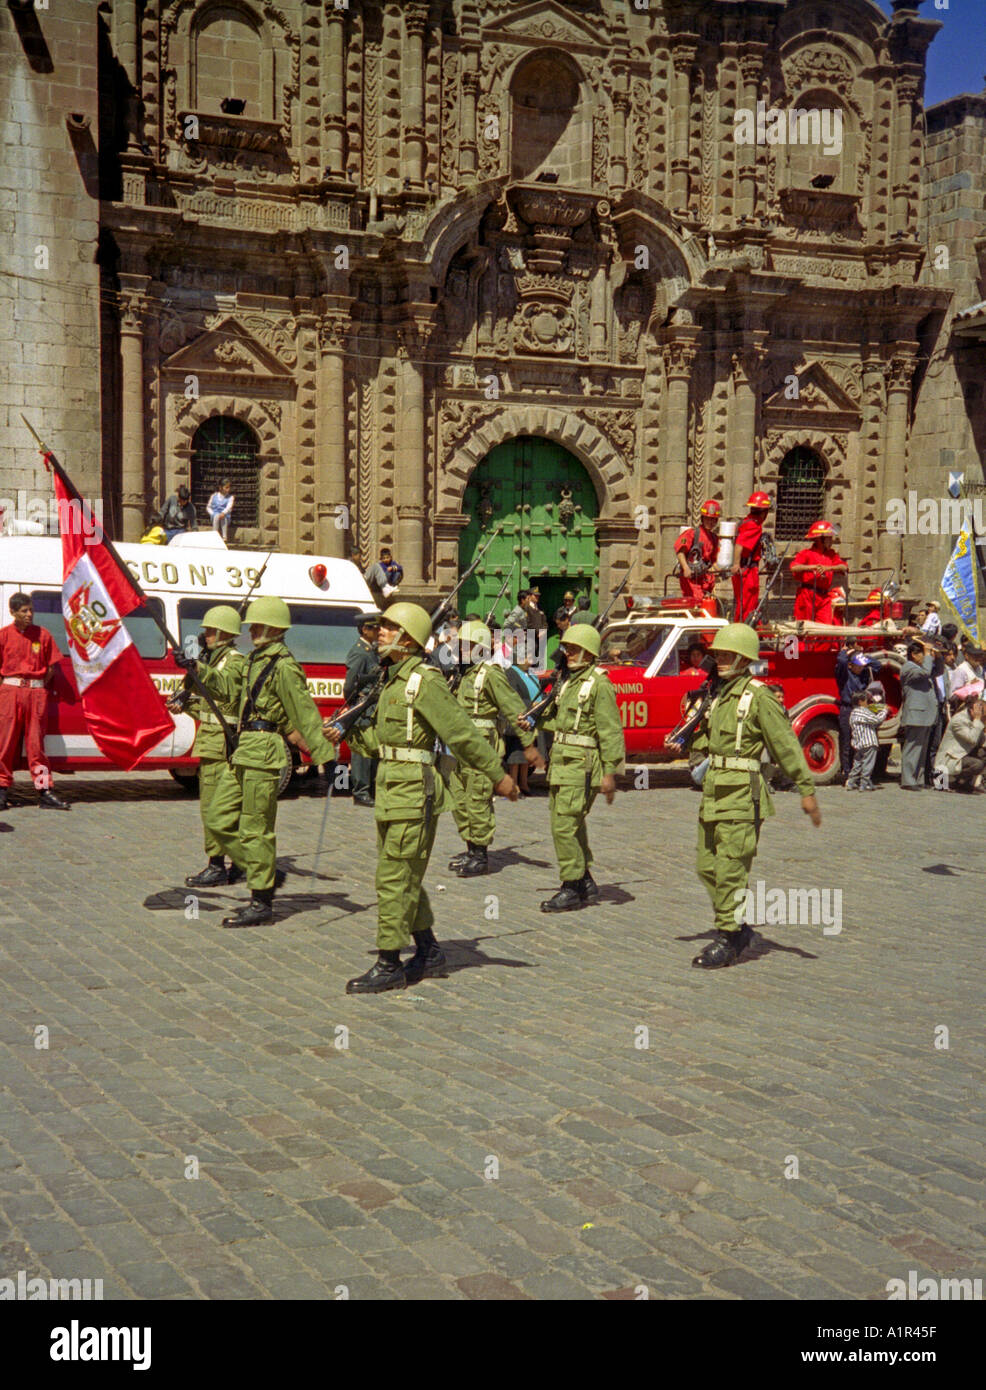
[458,437,599,626]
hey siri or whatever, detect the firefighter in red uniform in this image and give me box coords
[730,492,771,622]
[790,520,848,624]
[675,500,721,606]
[0,593,70,810]
[859,588,891,627]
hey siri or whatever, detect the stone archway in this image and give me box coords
[168,394,282,547]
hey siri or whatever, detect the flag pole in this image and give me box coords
[22,415,238,758]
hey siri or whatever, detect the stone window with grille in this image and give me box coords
[776,447,827,540]
[190,417,261,531]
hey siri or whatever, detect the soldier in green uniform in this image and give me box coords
[343,611,381,807]
[325,602,518,994]
[190,596,338,928]
[171,605,246,888]
[448,619,544,877]
[689,623,821,968]
[536,623,625,912]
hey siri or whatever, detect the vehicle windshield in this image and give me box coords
[600,624,672,668]
[178,598,358,664]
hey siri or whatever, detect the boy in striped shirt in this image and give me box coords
[846,685,888,791]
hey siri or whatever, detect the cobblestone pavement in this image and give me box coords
[0,769,983,1301]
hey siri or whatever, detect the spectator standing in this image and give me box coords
[0,594,70,809]
[934,693,986,792]
[846,687,888,791]
[921,601,942,638]
[157,484,196,541]
[503,589,530,630]
[949,645,985,696]
[899,640,938,790]
[834,642,871,780]
[207,478,235,539]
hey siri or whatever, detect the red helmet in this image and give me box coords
[805,519,835,540]
[747,492,771,509]
[699,499,721,519]
[831,587,847,604]
[865,588,883,602]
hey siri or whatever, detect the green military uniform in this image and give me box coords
[202,640,335,890]
[343,632,380,801]
[190,640,245,858]
[545,662,624,882]
[451,659,533,847]
[690,674,815,934]
[348,653,504,950]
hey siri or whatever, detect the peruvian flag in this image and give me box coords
[51,465,174,769]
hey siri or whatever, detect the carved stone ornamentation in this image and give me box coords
[515,302,576,356]
[784,47,855,100]
[441,400,490,464]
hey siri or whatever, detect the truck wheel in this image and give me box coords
[169,768,200,796]
[800,717,841,785]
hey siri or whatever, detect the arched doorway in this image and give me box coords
[458,437,599,626]
[775,446,827,541]
[190,416,261,531]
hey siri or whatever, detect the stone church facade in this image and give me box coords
[2,0,985,606]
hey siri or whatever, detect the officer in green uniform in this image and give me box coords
[537,623,625,912]
[172,605,246,888]
[325,602,518,994]
[194,596,337,928]
[689,623,821,968]
[343,611,382,807]
[448,619,544,877]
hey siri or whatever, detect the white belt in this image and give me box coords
[472,718,497,730]
[3,677,45,689]
[554,732,596,749]
[379,746,435,764]
[197,712,223,727]
[710,755,761,772]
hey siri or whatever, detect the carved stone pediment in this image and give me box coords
[779,187,862,238]
[160,317,293,380]
[482,0,606,51]
[763,361,860,426]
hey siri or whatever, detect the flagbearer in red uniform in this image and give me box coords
[790,521,848,624]
[675,500,721,605]
[0,593,69,810]
[730,492,771,622]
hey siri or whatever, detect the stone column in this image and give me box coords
[323,8,347,176]
[727,340,767,518]
[659,329,700,572]
[736,53,760,222]
[878,350,917,572]
[670,43,696,212]
[611,66,629,191]
[396,324,427,586]
[460,67,479,177]
[316,311,350,558]
[113,0,141,149]
[892,75,920,238]
[590,262,608,359]
[403,6,427,187]
[119,284,148,542]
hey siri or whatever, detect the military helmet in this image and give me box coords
[710,623,760,662]
[202,604,242,636]
[563,623,601,658]
[459,620,492,649]
[381,601,433,649]
[245,596,291,629]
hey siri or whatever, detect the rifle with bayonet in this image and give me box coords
[170,549,275,715]
[520,560,638,730]
[430,525,502,627]
[484,564,516,629]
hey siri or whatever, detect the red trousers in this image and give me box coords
[678,575,716,603]
[0,684,52,789]
[731,569,760,621]
[793,588,834,625]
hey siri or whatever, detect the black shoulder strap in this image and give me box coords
[239,652,283,729]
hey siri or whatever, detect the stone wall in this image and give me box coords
[0,0,102,512]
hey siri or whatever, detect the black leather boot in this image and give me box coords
[692,923,753,969]
[0,788,8,811]
[456,843,488,877]
[222,889,274,928]
[448,844,472,870]
[185,857,227,888]
[346,950,407,994]
[579,872,600,904]
[39,789,70,810]
[404,928,448,984]
[540,881,584,913]
[226,862,246,885]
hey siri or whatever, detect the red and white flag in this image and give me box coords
[53,469,174,769]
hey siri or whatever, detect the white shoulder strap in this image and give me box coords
[405,669,424,742]
[472,662,491,716]
[572,672,597,732]
[734,679,764,753]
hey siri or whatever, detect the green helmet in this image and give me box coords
[563,623,601,658]
[245,596,291,630]
[381,601,432,649]
[459,620,492,649]
[202,604,241,636]
[710,623,760,662]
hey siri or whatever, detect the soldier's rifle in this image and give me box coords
[22,415,238,759]
[746,539,794,630]
[430,525,502,627]
[168,550,274,713]
[484,564,516,630]
[665,673,720,754]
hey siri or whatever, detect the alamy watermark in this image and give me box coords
[734,101,842,156]
[0,1269,104,1300]
[885,492,986,536]
[0,492,104,543]
[886,1270,982,1300]
[735,879,843,935]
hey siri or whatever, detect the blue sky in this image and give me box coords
[870,0,985,106]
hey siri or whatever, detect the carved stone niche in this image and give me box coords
[179,111,285,155]
[779,187,862,238]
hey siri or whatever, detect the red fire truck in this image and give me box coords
[598,598,905,784]
[0,534,377,793]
